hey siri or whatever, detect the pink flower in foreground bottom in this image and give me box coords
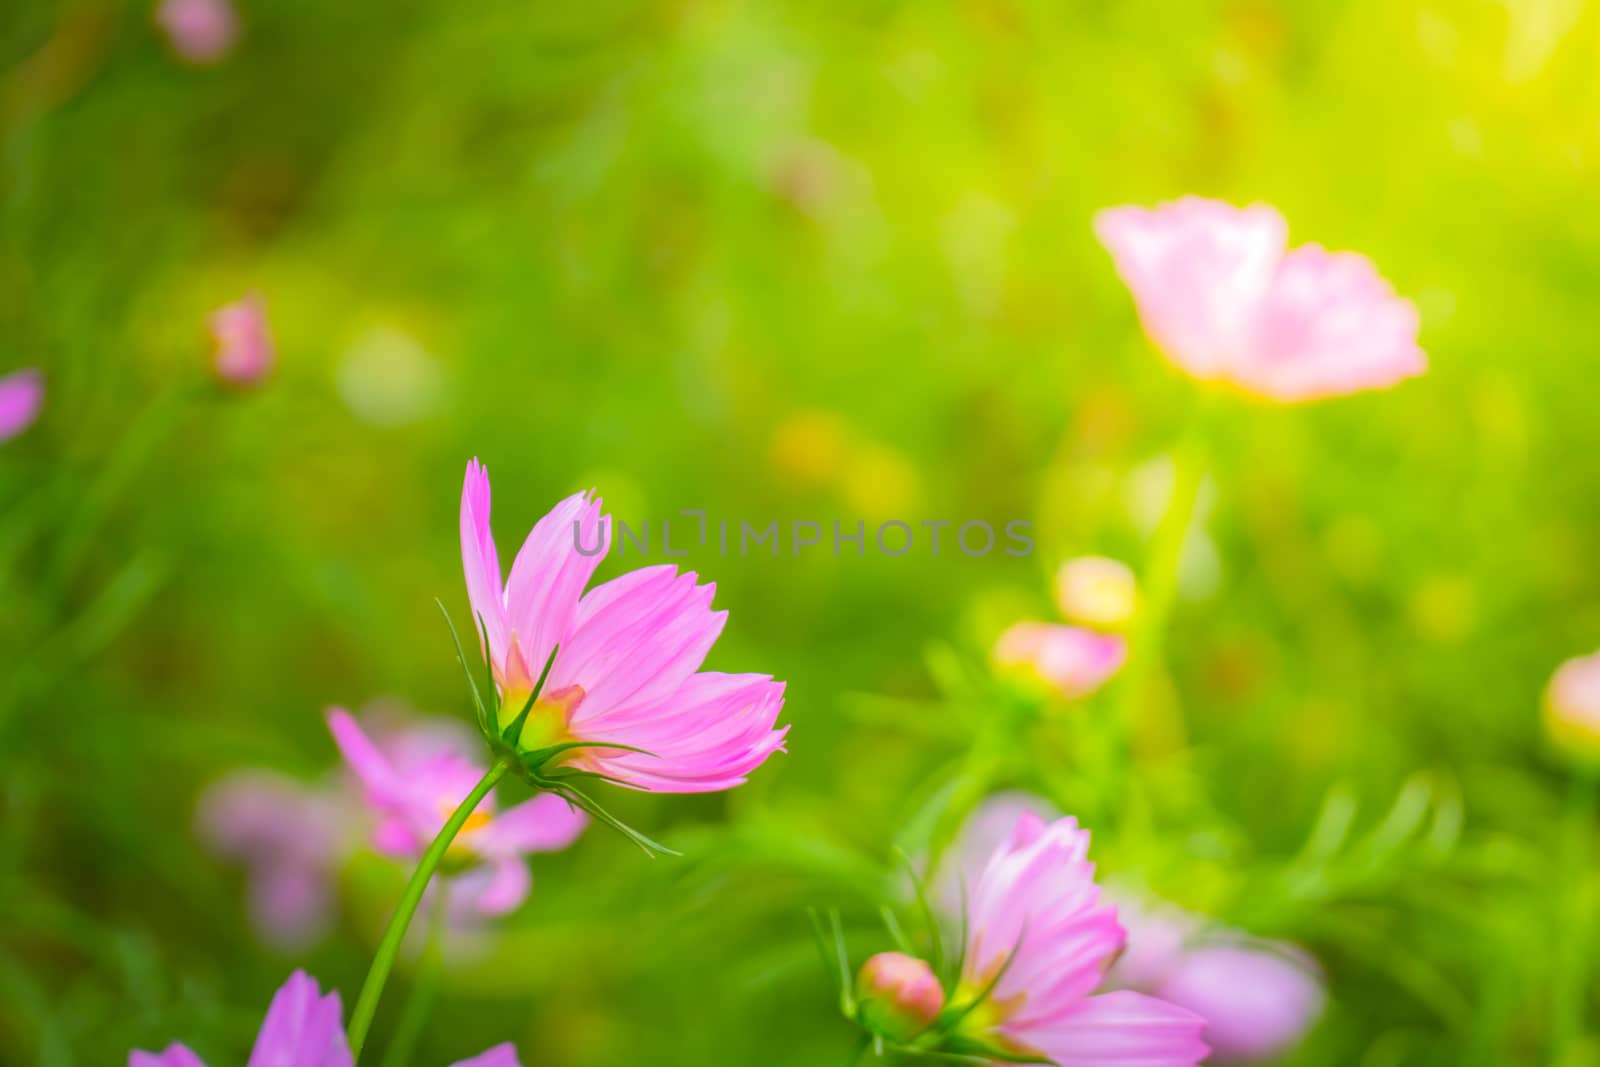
[154,0,238,64]
[956,813,1207,1066]
[0,368,43,442]
[210,294,273,385]
[461,459,788,792]
[1095,197,1425,402]
[131,971,520,1066]
[328,708,587,917]
[992,622,1126,700]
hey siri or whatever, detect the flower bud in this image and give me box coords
[855,952,943,1041]
[211,294,274,387]
[1055,556,1138,629]
[1545,651,1600,763]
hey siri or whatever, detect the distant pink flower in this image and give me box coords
[1055,556,1139,629]
[1095,198,1425,402]
[1546,650,1600,761]
[328,708,587,918]
[197,772,350,948]
[131,970,521,1067]
[0,368,43,442]
[1152,943,1325,1065]
[154,0,238,64]
[210,294,273,385]
[992,622,1126,699]
[461,459,788,792]
[956,813,1207,1065]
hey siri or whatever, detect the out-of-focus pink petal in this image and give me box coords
[1104,894,1201,992]
[448,1044,524,1067]
[461,460,512,684]
[582,673,787,793]
[245,971,352,1067]
[503,490,609,685]
[326,708,402,804]
[1243,244,1425,401]
[481,793,587,854]
[209,294,273,385]
[1546,649,1600,760]
[963,814,1124,1025]
[155,0,237,64]
[130,1046,208,1067]
[552,567,726,717]
[251,868,334,950]
[993,622,1126,699]
[449,857,532,918]
[1155,943,1324,1064]
[0,368,43,442]
[1022,990,1209,1067]
[1095,199,1287,380]
[932,792,1061,915]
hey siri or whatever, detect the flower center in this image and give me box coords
[495,684,585,752]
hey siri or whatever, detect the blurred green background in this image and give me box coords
[4,0,1600,1064]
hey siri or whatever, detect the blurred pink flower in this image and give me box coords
[154,0,238,64]
[1545,650,1600,761]
[0,368,43,442]
[328,708,587,918]
[209,294,273,385]
[461,459,788,792]
[956,813,1208,1066]
[1152,943,1325,1065]
[1095,197,1425,402]
[130,970,521,1066]
[197,772,350,949]
[992,622,1126,699]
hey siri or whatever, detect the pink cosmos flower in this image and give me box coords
[130,970,521,1066]
[0,368,43,442]
[1095,198,1425,402]
[1545,650,1600,761]
[328,708,587,918]
[210,294,273,385]
[957,813,1208,1066]
[460,459,788,792]
[154,0,238,65]
[992,622,1127,700]
[197,772,350,948]
[1152,943,1325,1065]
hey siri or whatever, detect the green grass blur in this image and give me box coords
[4,0,1600,1064]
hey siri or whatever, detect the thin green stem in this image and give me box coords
[347,760,510,1061]
[1552,768,1597,1059]
[1104,422,1208,811]
[377,888,448,1067]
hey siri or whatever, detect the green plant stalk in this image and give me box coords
[378,888,448,1067]
[1553,767,1597,1058]
[1104,424,1208,811]
[347,759,510,1061]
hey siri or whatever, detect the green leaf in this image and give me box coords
[436,599,489,736]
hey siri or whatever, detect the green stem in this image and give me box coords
[377,888,448,1067]
[347,760,510,1061]
[1553,768,1597,1059]
[1104,424,1208,810]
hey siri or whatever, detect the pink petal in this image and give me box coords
[502,489,609,688]
[1019,990,1209,1067]
[325,708,401,804]
[131,1046,209,1067]
[993,623,1127,699]
[1154,943,1324,1063]
[156,0,238,64]
[1242,243,1425,401]
[461,460,511,684]
[481,793,588,854]
[933,792,1061,915]
[1095,199,1287,381]
[0,368,43,442]
[245,971,352,1067]
[552,567,726,719]
[449,1044,524,1067]
[582,673,787,793]
[449,857,532,918]
[209,294,273,385]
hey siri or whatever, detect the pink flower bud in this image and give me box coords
[1055,556,1139,629]
[210,294,274,387]
[856,952,943,1040]
[1545,651,1600,763]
